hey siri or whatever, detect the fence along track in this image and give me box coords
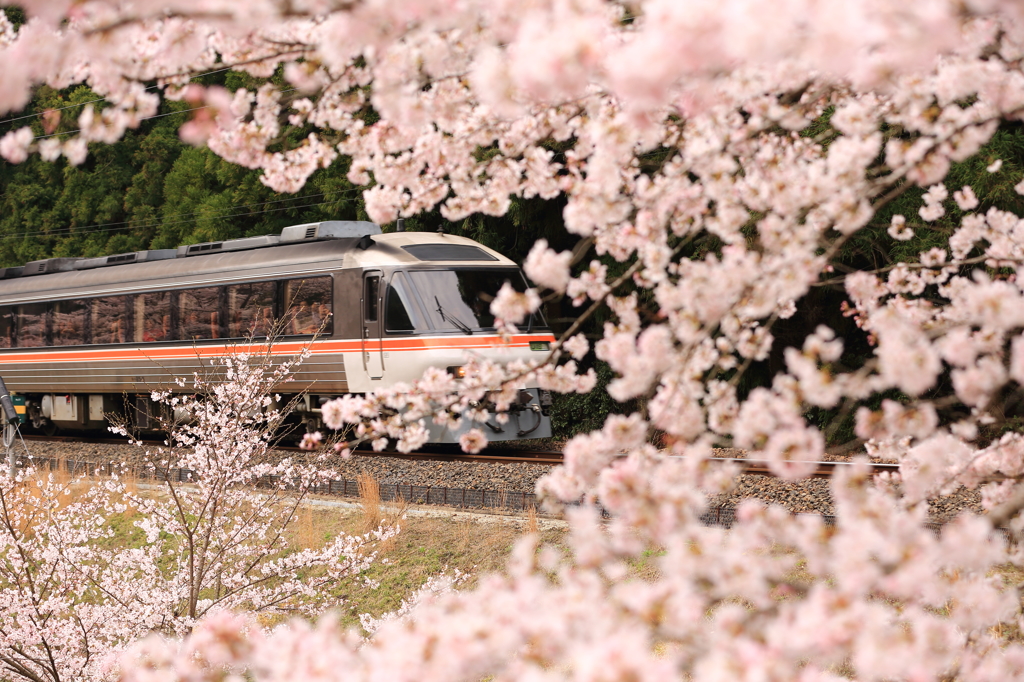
[15,454,544,513]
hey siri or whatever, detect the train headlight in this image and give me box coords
[447,365,467,378]
[529,341,550,351]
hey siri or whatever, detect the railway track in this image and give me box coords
[7,434,917,521]
[17,434,899,477]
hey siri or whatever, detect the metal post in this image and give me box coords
[0,376,18,478]
[4,423,14,477]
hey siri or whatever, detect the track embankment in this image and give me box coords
[12,436,983,522]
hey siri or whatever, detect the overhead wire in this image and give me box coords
[33,104,208,139]
[6,189,351,236]
[0,66,236,129]
[0,186,368,242]
[34,86,300,139]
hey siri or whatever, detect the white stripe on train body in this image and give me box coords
[0,222,556,442]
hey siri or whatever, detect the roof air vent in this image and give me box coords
[21,258,79,277]
[75,249,177,271]
[280,221,381,242]
[184,242,223,256]
[0,266,23,280]
[176,235,281,258]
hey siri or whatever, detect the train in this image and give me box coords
[0,221,555,443]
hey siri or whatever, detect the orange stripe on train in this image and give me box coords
[0,334,557,364]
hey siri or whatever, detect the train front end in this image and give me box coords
[342,232,556,443]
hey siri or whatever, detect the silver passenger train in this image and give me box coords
[0,221,555,442]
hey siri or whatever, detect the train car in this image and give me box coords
[0,221,555,442]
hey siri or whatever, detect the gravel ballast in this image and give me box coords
[14,439,552,494]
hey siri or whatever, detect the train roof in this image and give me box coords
[0,222,516,304]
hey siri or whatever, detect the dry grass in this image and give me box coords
[4,467,566,634]
[356,472,383,533]
[294,505,319,550]
[273,474,569,629]
[526,504,539,534]
[329,509,563,629]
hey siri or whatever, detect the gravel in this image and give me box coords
[710,474,983,523]
[14,439,552,494]
[12,438,985,522]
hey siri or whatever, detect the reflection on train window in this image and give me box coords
[385,272,430,332]
[52,300,87,346]
[406,269,532,332]
[16,303,48,347]
[91,296,129,344]
[134,291,172,343]
[179,287,221,340]
[228,281,276,338]
[0,307,12,348]
[284,277,332,335]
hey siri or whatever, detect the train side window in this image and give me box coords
[134,291,172,343]
[16,303,47,348]
[52,299,88,346]
[385,272,429,332]
[364,276,379,322]
[385,283,413,331]
[0,307,12,348]
[179,287,222,340]
[91,296,130,344]
[227,281,276,338]
[283,277,332,335]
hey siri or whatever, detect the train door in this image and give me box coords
[362,270,385,379]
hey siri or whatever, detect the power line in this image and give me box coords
[6,189,349,235]
[0,66,235,128]
[33,86,299,139]
[0,188,367,242]
[34,104,207,139]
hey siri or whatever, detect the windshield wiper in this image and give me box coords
[435,296,473,334]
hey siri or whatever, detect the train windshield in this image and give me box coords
[389,269,546,333]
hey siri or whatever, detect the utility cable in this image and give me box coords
[0,66,236,128]
[0,192,368,242]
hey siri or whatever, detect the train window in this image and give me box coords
[228,281,276,338]
[283,277,332,335]
[385,272,430,332]
[16,303,48,347]
[52,300,88,346]
[406,269,533,332]
[0,307,12,348]
[91,296,130,344]
[402,244,498,261]
[364,276,380,322]
[179,287,222,340]
[134,291,172,343]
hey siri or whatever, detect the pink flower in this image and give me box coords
[299,431,323,450]
[888,214,914,240]
[524,239,572,293]
[0,126,32,163]
[489,282,541,324]
[953,185,978,211]
[458,428,487,454]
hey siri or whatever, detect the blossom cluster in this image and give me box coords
[0,348,395,682]
[7,1,1024,680]
[120,456,1024,682]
